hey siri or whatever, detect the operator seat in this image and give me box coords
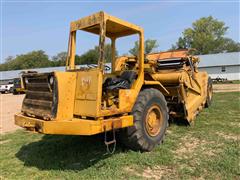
[103,71,137,91]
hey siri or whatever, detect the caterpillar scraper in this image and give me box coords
[15,11,213,152]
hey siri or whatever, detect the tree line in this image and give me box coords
[1,16,239,71]
[0,44,117,71]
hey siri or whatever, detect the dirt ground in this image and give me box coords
[0,94,24,134]
[0,83,239,134]
[213,83,240,92]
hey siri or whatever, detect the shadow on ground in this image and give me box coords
[169,117,190,126]
[15,118,188,171]
[15,133,124,171]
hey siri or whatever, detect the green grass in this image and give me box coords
[232,80,240,84]
[1,92,240,179]
[213,80,240,84]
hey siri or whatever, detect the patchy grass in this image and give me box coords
[213,80,240,84]
[1,92,239,179]
[232,80,240,84]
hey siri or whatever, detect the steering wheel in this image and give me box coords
[87,64,111,71]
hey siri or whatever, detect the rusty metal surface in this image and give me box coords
[15,113,133,135]
[15,12,210,137]
[148,56,208,122]
[21,72,57,120]
[145,105,163,137]
[146,49,190,61]
[74,69,102,117]
[70,11,142,38]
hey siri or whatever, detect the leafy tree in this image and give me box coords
[75,55,82,65]
[129,41,139,56]
[104,44,115,63]
[172,16,240,54]
[5,56,15,62]
[0,50,51,71]
[145,39,159,54]
[0,44,117,71]
[79,47,99,64]
[129,39,159,56]
[219,38,240,52]
[52,52,68,66]
[77,44,118,65]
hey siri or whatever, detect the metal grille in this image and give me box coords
[21,72,57,120]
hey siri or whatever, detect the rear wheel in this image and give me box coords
[120,88,169,152]
[205,77,213,108]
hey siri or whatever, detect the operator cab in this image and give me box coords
[66,11,144,114]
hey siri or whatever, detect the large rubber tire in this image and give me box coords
[205,77,213,108]
[120,88,169,152]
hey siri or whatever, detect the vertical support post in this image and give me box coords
[111,37,116,72]
[131,31,144,90]
[139,31,144,74]
[98,13,106,70]
[69,31,76,70]
[66,32,71,69]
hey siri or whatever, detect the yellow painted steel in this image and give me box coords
[151,67,208,122]
[70,11,143,37]
[15,11,142,135]
[14,11,210,137]
[145,105,163,137]
[144,80,169,95]
[17,75,26,93]
[15,113,133,135]
[67,11,144,117]
[54,71,76,121]
[14,74,26,94]
[74,69,103,117]
[15,88,25,93]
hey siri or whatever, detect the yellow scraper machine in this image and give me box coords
[15,11,212,152]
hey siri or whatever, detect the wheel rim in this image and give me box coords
[145,105,163,137]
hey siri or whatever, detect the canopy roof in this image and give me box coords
[70,11,143,38]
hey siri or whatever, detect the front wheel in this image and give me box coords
[120,88,169,152]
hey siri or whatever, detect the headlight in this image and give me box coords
[49,76,54,85]
[25,78,28,84]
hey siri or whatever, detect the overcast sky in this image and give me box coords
[1,1,239,61]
